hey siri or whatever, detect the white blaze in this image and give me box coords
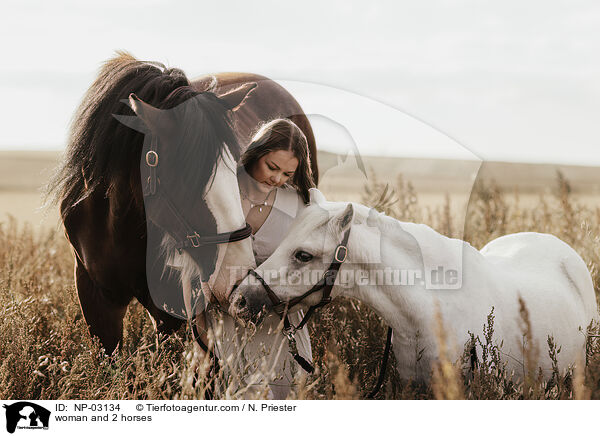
[203,146,256,304]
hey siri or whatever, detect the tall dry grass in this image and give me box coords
[1,171,599,399]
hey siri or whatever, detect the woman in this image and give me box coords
[209,118,316,398]
[238,118,314,263]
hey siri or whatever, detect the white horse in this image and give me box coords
[230,188,598,382]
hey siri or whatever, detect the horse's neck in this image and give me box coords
[338,209,434,332]
[344,205,456,273]
[338,206,473,334]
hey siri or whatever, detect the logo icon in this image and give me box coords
[3,402,50,433]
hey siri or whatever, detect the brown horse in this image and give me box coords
[48,53,318,354]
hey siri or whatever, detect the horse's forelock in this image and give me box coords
[156,90,239,208]
[287,204,332,243]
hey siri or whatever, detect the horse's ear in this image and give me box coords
[309,188,326,205]
[128,93,167,132]
[338,203,354,231]
[112,113,148,134]
[218,83,257,111]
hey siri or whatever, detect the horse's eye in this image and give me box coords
[294,250,313,263]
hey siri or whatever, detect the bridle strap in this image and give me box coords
[247,226,393,397]
[190,318,209,353]
[177,221,253,249]
[190,313,222,400]
[144,136,159,197]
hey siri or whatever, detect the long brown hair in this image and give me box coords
[240,118,315,204]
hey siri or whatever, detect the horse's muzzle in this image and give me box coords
[228,284,272,326]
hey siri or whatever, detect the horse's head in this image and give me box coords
[230,188,354,325]
[116,84,257,309]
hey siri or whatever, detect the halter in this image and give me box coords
[142,136,253,277]
[247,225,393,398]
[142,135,252,359]
[247,226,351,373]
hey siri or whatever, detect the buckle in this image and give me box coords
[334,245,347,263]
[187,232,202,248]
[146,150,159,167]
[284,326,297,340]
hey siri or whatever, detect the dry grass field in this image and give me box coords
[0,151,61,232]
[1,150,599,399]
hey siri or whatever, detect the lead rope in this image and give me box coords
[188,279,223,401]
[284,319,393,398]
[366,326,393,399]
[284,328,315,373]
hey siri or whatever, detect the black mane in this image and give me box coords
[46,51,240,219]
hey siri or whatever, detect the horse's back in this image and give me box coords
[481,233,588,281]
[481,232,572,260]
[481,232,597,326]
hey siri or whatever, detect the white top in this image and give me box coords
[251,185,313,389]
[252,186,305,265]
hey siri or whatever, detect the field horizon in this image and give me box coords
[1,149,599,232]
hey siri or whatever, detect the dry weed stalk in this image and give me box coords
[573,358,590,400]
[431,307,464,400]
[517,297,543,399]
[326,344,358,400]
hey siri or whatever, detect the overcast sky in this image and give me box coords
[1,0,599,165]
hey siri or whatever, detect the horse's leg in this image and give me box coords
[137,292,184,337]
[139,273,215,397]
[190,313,219,400]
[140,233,186,337]
[75,260,129,354]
